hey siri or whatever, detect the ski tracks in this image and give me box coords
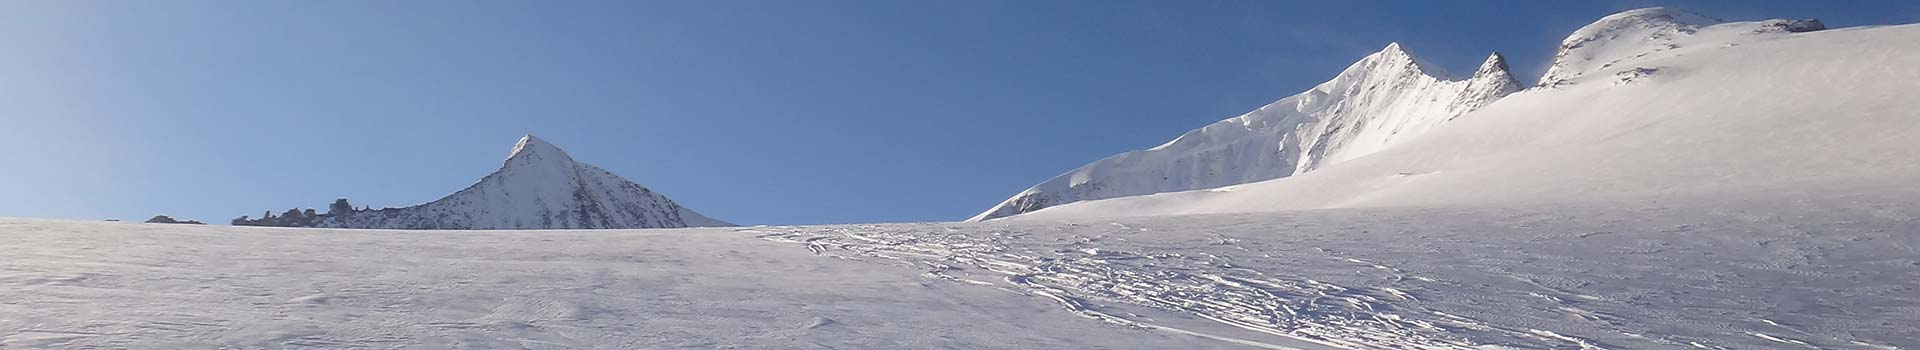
[748,225,1512,349]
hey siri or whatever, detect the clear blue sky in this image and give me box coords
[2,1,1914,225]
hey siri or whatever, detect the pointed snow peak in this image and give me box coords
[505,134,574,164]
[1468,51,1521,88]
[1383,42,1450,77]
[1381,42,1406,55]
[1368,42,1418,65]
[1327,41,1448,84]
[1469,51,1523,88]
[1476,52,1510,75]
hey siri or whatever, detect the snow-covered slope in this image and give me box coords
[305,135,727,229]
[1539,7,1723,86]
[1017,10,1919,220]
[971,43,1523,221]
[10,189,1916,349]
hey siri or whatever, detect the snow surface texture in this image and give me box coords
[0,219,1247,349]
[313,135,728,229]
[7,190,1915,349]
[1019,13,1920,221]
[970,43,1524,221]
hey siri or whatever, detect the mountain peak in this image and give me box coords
[1365,42,1416,64]
[506,134,572,164]
[1469,52,1521,87]
[1380,42,1406,54]
[1456,51,1526,115]
[1476,52,1510,74]
[1313,42,1448,93]
[1372,42,1449,78]
[240,134,730,230]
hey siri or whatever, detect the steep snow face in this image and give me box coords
[971,43,1523,221]
[1539,7,1722,85]
[318,135,729,229]
[1018,15,1914,220]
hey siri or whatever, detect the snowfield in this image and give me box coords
[0,219,1251,349]
[6,187,1917,349]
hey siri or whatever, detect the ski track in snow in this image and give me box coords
[754,197,1919,350]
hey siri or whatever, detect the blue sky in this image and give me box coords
[1,1,1914,225]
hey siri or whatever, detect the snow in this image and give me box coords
[5,7,1916,350]
[971,42,1523,221]
[1539,7,1722,86]
[0,219,1254,349]
[314,135,728,229]
[8,190,1915,349]
[1015,16,1920,221]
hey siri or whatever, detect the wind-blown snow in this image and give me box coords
[314,135,729,229]
[1017,15,1920,220]
[971,43,1523,221]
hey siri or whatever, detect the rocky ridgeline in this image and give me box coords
[144,215,206,225]
[231,198,363,227]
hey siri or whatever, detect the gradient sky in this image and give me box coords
[2,0,1915,225]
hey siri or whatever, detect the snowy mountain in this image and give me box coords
[1015,8,1914,220]
[235,135,729,229]
[971,43,1523,221]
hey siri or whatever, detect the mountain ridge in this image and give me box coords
[970,41,1524,221]
[1011,9,1916,221]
